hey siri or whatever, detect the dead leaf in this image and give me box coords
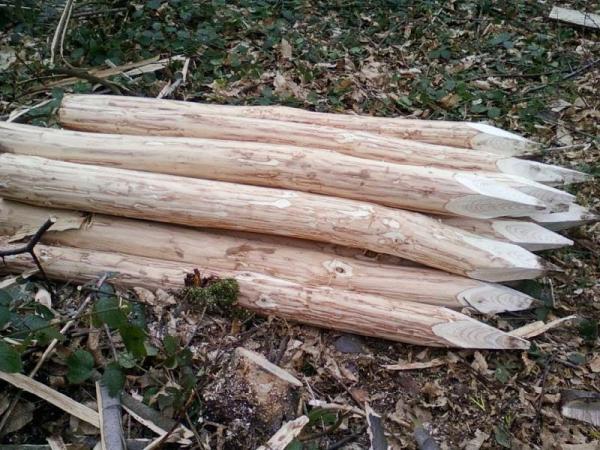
[280,38,292,60]
[471,351,488,375]
[589,355,600,373]
[463,429,489,450]
[133,287,158,305]
[4,400,34,434]
[0,46,16,71]
[35,288,52,309]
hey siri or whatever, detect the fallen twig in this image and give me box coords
[96,381,125,450]
[0,218,55,298]
[0,371,100,427]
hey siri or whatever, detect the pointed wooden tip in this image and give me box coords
[432,315,530,349]
[497,159,592,185]
[468,123,543,157]
[461,235,558,281]
[530,204,600,231]
[491,220,574,251]
[458,284,539,314]
[447,173,547,219]
[486,172,576,212]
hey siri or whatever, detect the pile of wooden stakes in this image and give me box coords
[0,95,596,349]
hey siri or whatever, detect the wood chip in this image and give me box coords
[256,415,308,450]
[383,358,446,371]
[509,315,577,338]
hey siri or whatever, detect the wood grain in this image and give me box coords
[0,244,531,349]
[0,154,555,281]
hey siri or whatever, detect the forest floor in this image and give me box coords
[0,1,599,449]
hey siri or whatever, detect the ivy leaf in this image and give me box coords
[94,296,127,329]
[118,352,137,369]
[119,324,147,358]
[102,363,125,396]
[494,425,511,448]
[0,341,22,373]
[0,289,12,307]
[579,319,598,343]
[163,335,178,356]
[67,350,94,384]
[495,366,510,383]
[285,439,302,450]
[0,306,11,328]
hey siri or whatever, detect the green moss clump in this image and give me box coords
[179,278,240,314]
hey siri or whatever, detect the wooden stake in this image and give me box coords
[0,244,531,349]
[0,200,538,314]
[0,122,547,218]
[57,94,542,157]
[528,204,600,231]
[0,155,554,281]
[440,217,573,251]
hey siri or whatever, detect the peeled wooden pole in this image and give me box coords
[440,217,573,251]
[0,122,549,218]
[57,95,590,185]
[0,244,531,349]
[58,94,541,157]
[0,154,555,282]
[0,200,538,314]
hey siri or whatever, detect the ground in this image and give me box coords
[0,0,599,449]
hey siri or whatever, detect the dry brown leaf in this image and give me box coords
[280,38,292,60]
[589,355,600,373]
[462,429,489,450]
[4,400,34,434]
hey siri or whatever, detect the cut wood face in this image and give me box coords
[529,204,600,231]
[441,217,574,251]
[468,123,543,156]
[495,158,591,185]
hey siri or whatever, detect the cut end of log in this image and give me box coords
[432,314,530,349]
[467,123,543,157]
[497,159,592,185]
[460,235,558,281]
[490,220,574,251]
[447,173,547,219]
[458,284,539,314]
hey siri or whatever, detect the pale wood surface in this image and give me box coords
[0,244,531,349]
[0,200,538,314]
[0,154,554,281]
[441,217,573,251]
[0,371,100,427]
[0,122,548,218]
[529,204,600,231]
[256,416,309,450]
[58,94,542,157]
[55,96,589,184]
[548,6,600,29]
